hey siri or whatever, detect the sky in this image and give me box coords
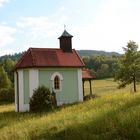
[0,0,140,56]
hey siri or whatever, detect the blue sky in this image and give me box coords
[0,0,140,55]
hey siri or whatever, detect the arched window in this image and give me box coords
[51,72,63,92]
[54,75,60,90]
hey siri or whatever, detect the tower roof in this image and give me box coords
[58,30,73,39]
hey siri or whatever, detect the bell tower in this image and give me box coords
[58,30,73,52]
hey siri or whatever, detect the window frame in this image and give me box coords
[51,72,63,92]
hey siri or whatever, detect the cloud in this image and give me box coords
[16,16,57,38]
[16,16,69,49]
[0,48,13,56]
[16,17,54,29]
[73,0,140,53]
[17,16,68,31]
[0,0,9,7]
[0,25,16,48]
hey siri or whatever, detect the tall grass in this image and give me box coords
[0,79,140,140]
[0,93,140,140]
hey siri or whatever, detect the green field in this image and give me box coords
[0,79,140,140]
[85,78,140,96]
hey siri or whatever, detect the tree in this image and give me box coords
[97,64,109,78]
[30,86,53,112]
[114,41,140,92]
[0,64,11,89]
[3,58,15,83]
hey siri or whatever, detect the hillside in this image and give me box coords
[77,50,121,57]
[0,50,121,62]
[0,91,140,139]
[0,52,24,62]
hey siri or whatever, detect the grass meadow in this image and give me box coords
[85,78,140,96]
[0,78,140,140]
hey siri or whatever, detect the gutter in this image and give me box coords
[16,70,19,112]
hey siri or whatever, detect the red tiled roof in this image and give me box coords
[82,69,96,80]
[15,48,85,69]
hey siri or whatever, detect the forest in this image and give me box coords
[82,55,119,79]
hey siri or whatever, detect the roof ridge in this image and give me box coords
[29,48,36,66]
[25,48,77,50]
[29,48,61,50]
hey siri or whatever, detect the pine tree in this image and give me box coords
[0,64,11,89]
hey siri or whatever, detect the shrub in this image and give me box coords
[0,88,14,102]
[29,86,54,112]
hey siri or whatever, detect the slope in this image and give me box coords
[0,92,140,140]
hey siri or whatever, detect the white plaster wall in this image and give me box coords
[78,69,83,102]
[17,70,29,112]
[57,101,63,106]
[23,104,29,111]
[18,70,24,112]
[29,69,39,97]
[15,69,39,112]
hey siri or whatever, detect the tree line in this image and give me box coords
[82,55,119,79]
[0,58,15,102]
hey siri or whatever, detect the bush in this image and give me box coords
[29,86,54,112]
[0,88,14,102]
